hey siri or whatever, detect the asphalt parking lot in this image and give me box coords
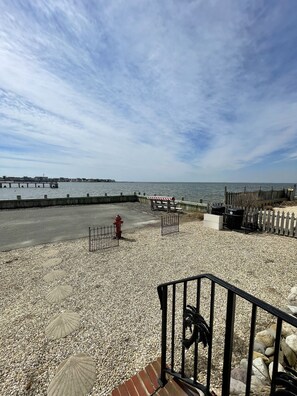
[0,203,159,251]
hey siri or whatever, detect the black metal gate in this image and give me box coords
[88,225,119,252]
[161,213,179,236]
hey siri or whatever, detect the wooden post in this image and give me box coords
[275,211,280,234]
[267,210,271,232]
[280,212,285,235]
[224,186,227,204]
[289,213,295,237]
[285,213,290,236]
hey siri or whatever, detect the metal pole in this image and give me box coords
[159,285,168,387]
[221,290,236,395]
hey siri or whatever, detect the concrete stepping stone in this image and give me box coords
[43,270,67,283]
[42,257,63,268]
[46,311,80,340]
[46,285,73,303]
[48,353,96,396]
[40,248,60,259]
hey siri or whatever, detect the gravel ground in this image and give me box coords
[0,217,296,395]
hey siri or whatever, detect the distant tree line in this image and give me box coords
[0,176,115,183]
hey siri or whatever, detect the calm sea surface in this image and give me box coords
[0,182,295,202]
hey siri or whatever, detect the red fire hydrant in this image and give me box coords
[114,214,123,239]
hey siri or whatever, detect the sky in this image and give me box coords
[0,0,297,182]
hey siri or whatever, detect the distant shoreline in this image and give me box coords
[0,178,115,183]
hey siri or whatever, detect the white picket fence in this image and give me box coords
[209,204,297,238]
[257,209,297,237]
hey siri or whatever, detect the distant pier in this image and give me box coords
[0,180,58,189]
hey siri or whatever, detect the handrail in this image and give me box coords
[157,273,297,395]
[158,274,297,326]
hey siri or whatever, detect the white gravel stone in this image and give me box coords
[0,218,297,395]
[253,341,265,354]
[268,361,285,380]
[288,290,297,305]
[230,378,246,394]
[255,330,275,348]
[282,322,297,337]
[281,339,297,367]
[265,346,275,357]
[288,305,297,315]
[286,334,297,354]
[252,357,270,383]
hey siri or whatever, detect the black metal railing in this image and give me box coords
[157,274,297,395]
[88,225,119,251]
[161,213,179,236]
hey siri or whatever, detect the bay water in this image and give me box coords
[0,181,295,203]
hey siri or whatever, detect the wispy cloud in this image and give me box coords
[0,0,297,181]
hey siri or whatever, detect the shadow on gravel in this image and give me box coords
[121,237,137,242]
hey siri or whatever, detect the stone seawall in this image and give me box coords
[0,195,138,209]
[0,194,208,212]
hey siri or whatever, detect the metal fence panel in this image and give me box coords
[89,225,119,252]
[161,213,179,236]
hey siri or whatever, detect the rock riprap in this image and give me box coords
[230,324,297,395]
[287,286,297,315]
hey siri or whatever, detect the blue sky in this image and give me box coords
[0,0,297,182]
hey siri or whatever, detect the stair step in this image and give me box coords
[110,358,204,396]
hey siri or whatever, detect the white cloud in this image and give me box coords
[0,0,296,181]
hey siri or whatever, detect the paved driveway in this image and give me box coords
[0,203,159,251]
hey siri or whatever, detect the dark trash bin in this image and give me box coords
[242,212,259,232]
[211,205,225,215]
[225,208,244,230]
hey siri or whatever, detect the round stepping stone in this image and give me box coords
[42,257,63,268]
[46,285,73,303]
[40,248,60,258]
[48,353,96,396]
[46,311,80,340]
[43,270,67,283]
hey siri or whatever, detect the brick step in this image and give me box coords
[111,358,204,396]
